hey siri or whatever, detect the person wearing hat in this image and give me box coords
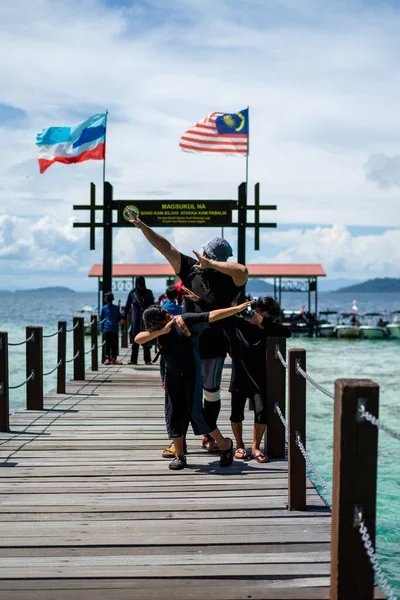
[127,212,248,455]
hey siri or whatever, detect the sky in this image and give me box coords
[1,0,400,291]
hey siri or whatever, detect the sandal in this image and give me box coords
[219,438,234,467]
[234,448,248,460]
[251,451,269,463]
[201,436,219,454]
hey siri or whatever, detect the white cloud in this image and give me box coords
[1,0,400,288]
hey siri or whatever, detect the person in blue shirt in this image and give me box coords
[100,292,122,365]
[161,285,183,316]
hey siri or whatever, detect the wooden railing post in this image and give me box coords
[91,314,98,371]
[57,321,66,394]
[73,317,85,381]
[266,337,287,459]
[26,326,43,410]
[288,348,306,511]
[0,333,10,432]
[330,379,379,600]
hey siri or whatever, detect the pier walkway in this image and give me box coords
[0,348,339,600]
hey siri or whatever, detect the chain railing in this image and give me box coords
[65,350,80,364]
[85,344,96,355]
[276,345,287,369]
[359,404,400,441]
[274,400,332,508]
[65,322,80,333]
[9,333,35,347]
[295,362,335,399]
[355,509,398,600]
[9,370,34,390]
[43,359,62,377]
[295,433,332,508]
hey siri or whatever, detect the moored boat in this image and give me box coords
[318,311,338,337]
[335,312,360,339]
[387,310,400,339]
[359,313,387,339]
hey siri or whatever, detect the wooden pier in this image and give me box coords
[0,348,337,600]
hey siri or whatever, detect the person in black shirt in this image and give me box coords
[135,300,253,470]
[225,296,291,463]
[127,212,248,454]
[121,277,155,365]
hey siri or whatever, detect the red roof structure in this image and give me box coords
[89,264,326,278]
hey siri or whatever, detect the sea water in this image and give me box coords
[0,290,399,593]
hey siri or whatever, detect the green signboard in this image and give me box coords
[116,200,236,227]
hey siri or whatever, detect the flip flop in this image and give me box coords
[234,448,248,460]
[201,436,219,454]
[251,451,269,463]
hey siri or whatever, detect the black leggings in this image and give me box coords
[230,392,267,425]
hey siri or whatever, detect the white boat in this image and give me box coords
[319,323,336,337]
[335,313,360,339]
[387,310,400,339]
[318,311,338,337]
[359,326,386,339]
[359,313,387,339]
[76,306,99,336]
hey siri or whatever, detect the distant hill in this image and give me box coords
[18,286,76,294]
[246,279,274,293]
[335,278,400,293]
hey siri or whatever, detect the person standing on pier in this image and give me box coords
[225,296,291,462]
[127,212,248,455]
[121,276,155,365]
[135,300,254,470]
[100,292,122,365]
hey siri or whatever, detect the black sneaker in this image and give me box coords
[169,455,186,470]
[219,439,234,467]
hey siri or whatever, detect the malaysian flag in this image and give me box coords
[179,109,249,156]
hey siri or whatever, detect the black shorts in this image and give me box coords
[230,392,267,424]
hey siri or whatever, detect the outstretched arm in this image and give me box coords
[134,319,175,345]
[209,300,254,323]
[192,250,248,287]
[128,211,181,274]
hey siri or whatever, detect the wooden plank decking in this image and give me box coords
[0,348,335,599]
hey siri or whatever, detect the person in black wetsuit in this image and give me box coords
[135,300,254,470]
[127,212,248,456]
[225,296,291,463]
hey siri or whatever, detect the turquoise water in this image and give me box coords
[0,290,399,594]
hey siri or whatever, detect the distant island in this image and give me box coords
[335,277,400,293]
[18,286,76,294]
[246,279,274,293]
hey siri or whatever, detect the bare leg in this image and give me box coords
[252,423,266,453]
[173,436,184,457]
[231,421,245,450]
[209,427,231,451]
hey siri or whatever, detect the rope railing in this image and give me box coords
[43,327,63,339]
[65,350,79,364]
[99,318,106,324]
[9,370,34,390]
[43,359,62,377]
[9,333,35,347]
[65,322,80,333]
[355,509,398,600]
[359,404,400,441]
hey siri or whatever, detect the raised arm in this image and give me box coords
[208,300,254,323]
[128,212,181,274]
[192,250,248,287]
